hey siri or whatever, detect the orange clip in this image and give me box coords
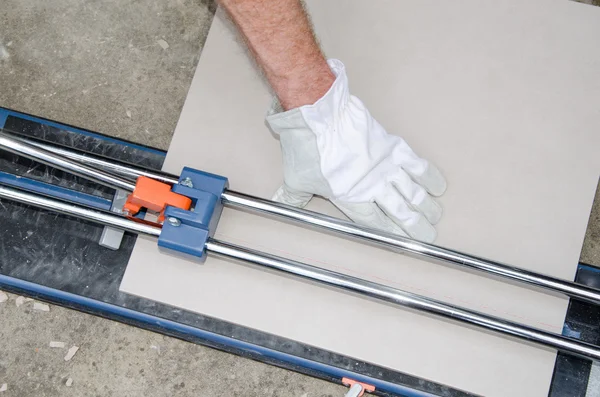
[123,176,192,222]
[342,378,375,396]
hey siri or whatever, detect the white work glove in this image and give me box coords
[266,59,447,243]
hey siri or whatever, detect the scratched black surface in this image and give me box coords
[549,267,600,397]
[0,111,475,397]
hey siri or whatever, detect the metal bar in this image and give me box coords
[3,133,179,185]
[2,184,600,362]
[0,185,161,237]
[0,131,136,192]
[222,190,600,306]
[4,132,600,306]
[0,170,113,211]
[207,239,600,362]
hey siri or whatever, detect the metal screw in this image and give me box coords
[180,177,194,188]
[167,217,181,227]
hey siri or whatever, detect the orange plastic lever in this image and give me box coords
[123,176,192,222]
[342,378,375,396]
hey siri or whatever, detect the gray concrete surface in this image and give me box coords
[582,182,600,266]
[0,0,215,151]
[0,0,599,396]
[575,0,600,6]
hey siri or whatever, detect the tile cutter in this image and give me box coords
[1,130,600,363]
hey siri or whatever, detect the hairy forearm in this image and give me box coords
[218,0,335,110]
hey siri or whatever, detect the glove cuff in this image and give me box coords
[266,59,351,132]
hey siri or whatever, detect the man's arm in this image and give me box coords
[218,0,447,242]
[218,0,335,110]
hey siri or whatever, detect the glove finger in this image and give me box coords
[391,141,447,197]
[374,187,437,243]
[331,200,409,238]
[387,169,443,225]
[272,184,313,208]
[404,161,447,197]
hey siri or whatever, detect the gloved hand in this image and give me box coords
[266,59,447,243]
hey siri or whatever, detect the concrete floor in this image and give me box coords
[0,0,599,396]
